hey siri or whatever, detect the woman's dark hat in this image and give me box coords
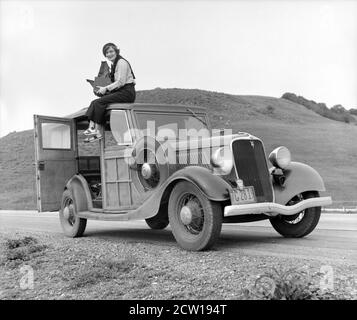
[102,43,119,56]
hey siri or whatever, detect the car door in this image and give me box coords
[34,115,77,212]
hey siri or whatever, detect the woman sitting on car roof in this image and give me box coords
[84,42,136,143]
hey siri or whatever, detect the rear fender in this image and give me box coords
[65,175,93,212]
[272,161,326,205]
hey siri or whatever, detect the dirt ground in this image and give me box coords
[1,229,356,300]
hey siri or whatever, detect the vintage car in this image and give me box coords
[34,103,332,251]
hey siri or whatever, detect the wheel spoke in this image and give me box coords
[178,193,204,235]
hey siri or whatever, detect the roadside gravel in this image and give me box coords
[1,230,356,300]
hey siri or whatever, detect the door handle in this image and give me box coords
[38,161,45,171]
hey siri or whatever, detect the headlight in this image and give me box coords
[269,146,291,169]
[211,147,234,175]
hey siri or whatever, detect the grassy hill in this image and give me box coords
[0,129,36,209]
[1,88,356,210]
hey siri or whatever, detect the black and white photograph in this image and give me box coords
[0,0,356,308]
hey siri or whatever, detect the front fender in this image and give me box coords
[272,161,326,205]
[129,166,231,220]
[168,166,232,201]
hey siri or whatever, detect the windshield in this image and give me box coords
[135,112,210,141]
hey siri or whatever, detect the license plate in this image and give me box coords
[230,186,256,205]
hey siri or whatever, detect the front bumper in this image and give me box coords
[224,196,332,217]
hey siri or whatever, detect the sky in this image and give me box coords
[0,0,356,137]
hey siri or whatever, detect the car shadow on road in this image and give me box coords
[217,234,288,250]
[84,228,177,247]
[219,228,326,250]
[83,225,291,250]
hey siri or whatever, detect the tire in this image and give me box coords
[145,215,169,230]
[168,181,222,251]
[269,191,321,238]
[59,189,87,238]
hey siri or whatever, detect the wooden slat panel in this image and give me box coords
[106,183,119,208]
[105,159,117,182]
[118,183,131,206]
[104,150,140,209]
[117,158,130,180]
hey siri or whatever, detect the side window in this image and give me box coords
[41,122,71,149]
[105,110,133,148]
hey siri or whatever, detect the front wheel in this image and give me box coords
[168,181,222,251]
[59,189,87,237]
[269,191,321,238]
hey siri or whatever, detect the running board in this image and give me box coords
[77,210,131,221]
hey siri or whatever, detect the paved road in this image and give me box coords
[1,211,356,264]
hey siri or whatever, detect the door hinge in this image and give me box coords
[38,161,45,170]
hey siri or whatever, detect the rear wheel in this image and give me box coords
[168,181,222,251]
[145,214,169,230]
[269,191,321,238]
[59,189,87,237]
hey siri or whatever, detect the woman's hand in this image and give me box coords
[96,86,107,95]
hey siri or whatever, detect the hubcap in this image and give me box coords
[63,200,75,225]
[141,163,152,179]
[63,206,70,220]
[178,194,204,234]
[284,194,305,224]
[285,211,305,224]
[180,206,193,225]
[137,149,161,189]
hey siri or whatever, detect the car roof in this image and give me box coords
[67,103,207,120]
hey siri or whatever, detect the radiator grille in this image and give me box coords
[232,139,273,203]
